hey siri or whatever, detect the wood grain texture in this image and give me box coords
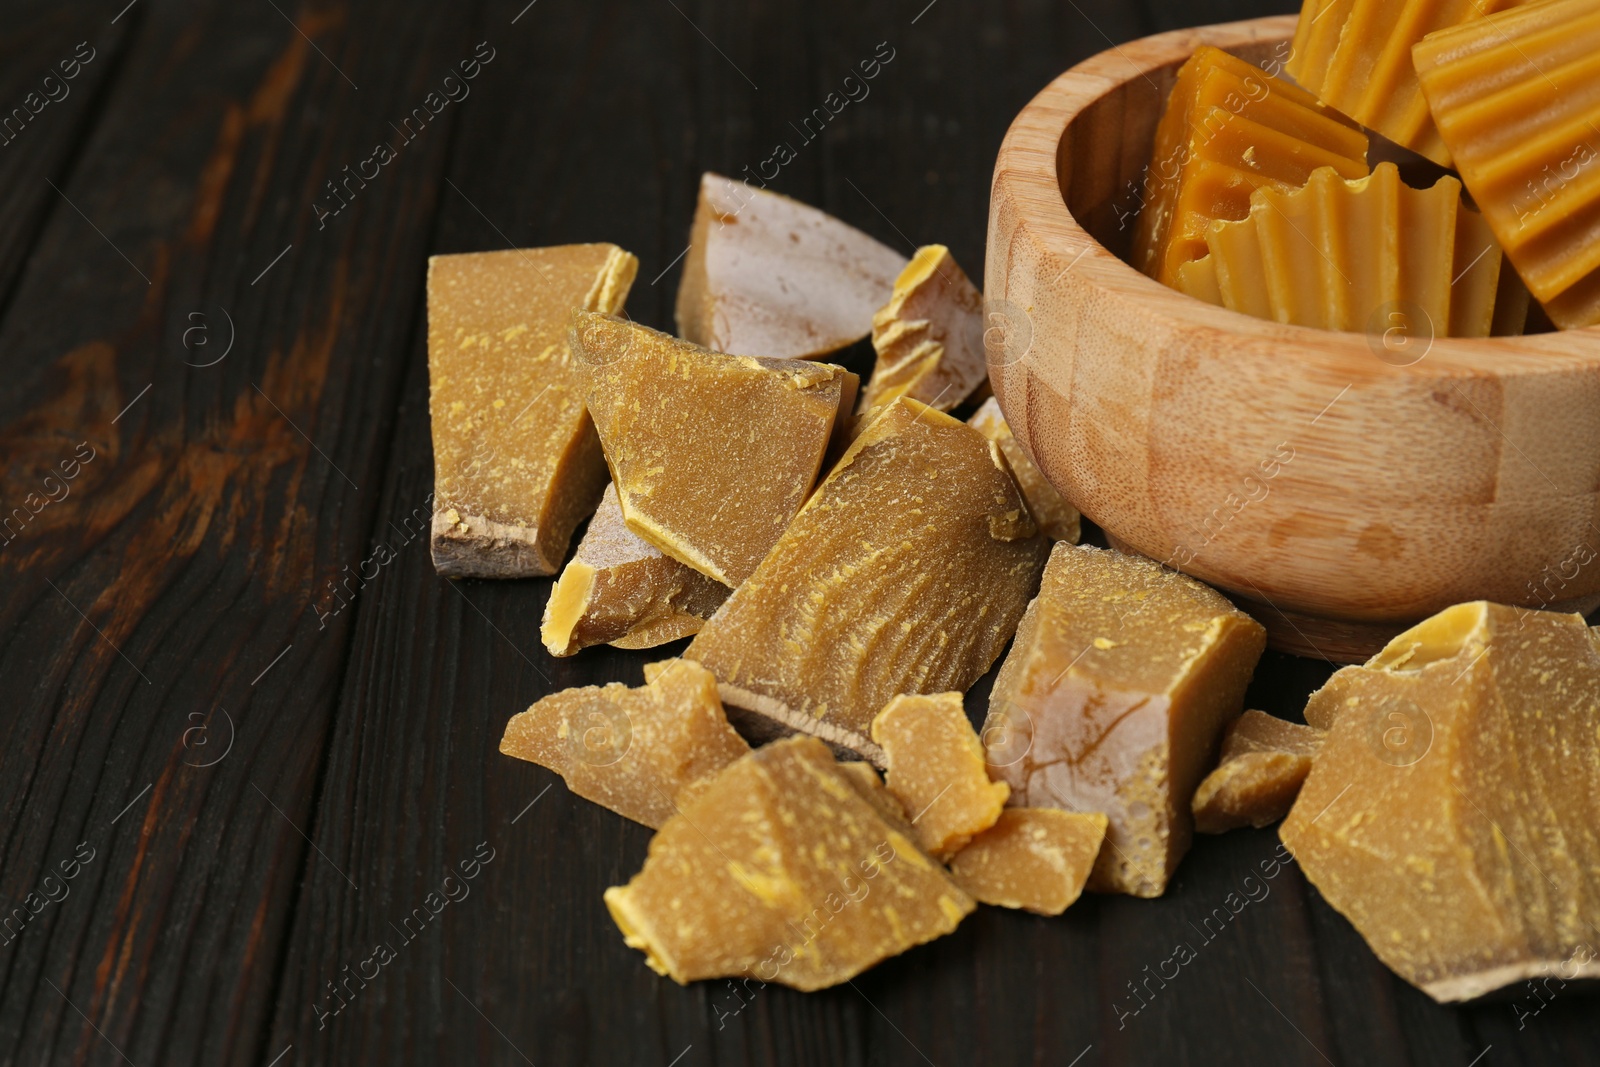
[0,0,489,1063]
[2,1,1597,1065]
[987,15,1600,660]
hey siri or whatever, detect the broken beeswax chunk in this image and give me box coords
[949,809,1108,915]
[675,173,908,359]
[1193,710,1325,834]
[836,761,914,833]
[573,312,856,586]
[1281,602,1600,1001]
[1132,45,1369,287]
[968,397,1081,543]
[499,659,748,829]
[604,736,974,990]
[859,245,987,414]
[428,245,637,578]
[686,396,1050,763]
[871,693,1009,858]
[982,543,1266,897]
[542,483,730,656]
[1414,0,1600,328]
[1288,0,1528,166]
[1203,165,1519,337]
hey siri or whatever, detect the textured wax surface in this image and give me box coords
[603,737,973,991]
[676,172,908,359]
[968,396,1082,543]
[541,483,729,655]
[948,809,1108,916]
[983,543,1265,896]
[686,396,1049,760]
[427,244,636,575]
[872,692,1009,858]
[1415,0,1600,327]
[1282,602,1600,1001]
[574,311,851,586]
[499,658,748,829]
[860,244,988,414]
[1133,45,1369,286]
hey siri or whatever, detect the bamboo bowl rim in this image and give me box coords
[1005,13,1600,379]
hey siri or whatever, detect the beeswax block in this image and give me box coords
[676,173,908,359]
[499,659,747,829]
[542,483,730,656]
[686,396,1050,763]
[1133,46,1369,287]
[949,809,1108,915]
[1193,710,1325,833]
[429,245,637,577]
[604,736,974,990]
[572,312,856,587]
[982,543,1265,897]
[968,397,1081,543]
[860,245,987,414]
[1414,0,1600,328]
[871,693,1009,859]
[1289,0,1529,166]
[1282,602,1600,1001]
[1203,164,1519,337]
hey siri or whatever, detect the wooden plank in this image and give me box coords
[0,1,487,1064]
[0,1,138,315]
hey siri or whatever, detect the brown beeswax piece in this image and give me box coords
[871,693,1009,858]
[499,659,747,829]
[860,245,987,414]
[949,809,1108,915]
[1281,602,1600,1002]
[542,483,730,656]
[982,543,1265,897]
[604,736,974,990]
[1193,710,1325,834]
[1133,46,1369,287]
[1415,0,1600,328]
[968,397,1081,542]
[686,396,1050,763]
[429,244,637,578]
[573,312,856,587]
[676,173,907,359]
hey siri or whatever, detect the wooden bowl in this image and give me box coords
[986,14,1600,663]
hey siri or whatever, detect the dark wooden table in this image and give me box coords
[2,1,1595,1064]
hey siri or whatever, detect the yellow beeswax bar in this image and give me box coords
[1203,164,1521,337]
[1414,0,1600,328]
[1193,710,1325,833]
[1288,0,1531,166]
[1134,45,1369,287]
[871,693,1009,859]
